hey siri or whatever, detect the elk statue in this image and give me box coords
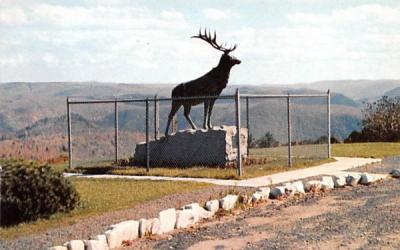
[165,29,241,137]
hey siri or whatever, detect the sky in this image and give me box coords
[1,0,399,85]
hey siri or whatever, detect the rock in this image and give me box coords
[321,176,334,190]
[283,181,305,195]
[284,183,295,195]
[290,181,305,194]
[346,176,358,186]
[360,173,375,185]
[205,200,219,214]
[148,218,161,235]
[390,169,400,178]
[48,246,68,250]
[305,181,322,192]
[133,126,248,167]
[251,192,262,202]
[64,240,85,250]
[175,210,198,229]
[91,234,107,241]
[256,187,271,200]
[183,203,200,210]
[270,186,285,199]
[90,235,108,247]
[84,240,109,250]
[139,218,161,236]
[333,175,346,187]
[105,220,139,249]
[159,208,176,233]
[138,218,147,238]
[183,203,212,219]
[346,174,361,187]
[219,194,238,210]
[239,194,251,205]
[284,182,305,195]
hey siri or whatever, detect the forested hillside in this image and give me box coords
[0,80,398,161]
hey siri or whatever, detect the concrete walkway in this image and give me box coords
[69,157,381,187]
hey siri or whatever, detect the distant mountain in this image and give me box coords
[0,81,382,143]
[295,79,400,100]
[384,87,400,97]
[0,82,173,133]
[0,81,374,161]
[0,113,13,133]
[13,114,97,139]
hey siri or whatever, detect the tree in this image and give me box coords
[314,136,341,144]
[345,96,400,142]
[344,131,364,143]
[362,96,400,142]
[248,133,258,148]
[257,132,279,148]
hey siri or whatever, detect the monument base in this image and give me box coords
[133,126,248,167]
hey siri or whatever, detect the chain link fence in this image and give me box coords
[67,90,330,177]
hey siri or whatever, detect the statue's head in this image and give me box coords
[191,28,241,68]
[220,52,241,68]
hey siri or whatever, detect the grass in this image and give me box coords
[0,178,209,239]
[110,157,334,180]
[3,142,398,239]
[90,144,333,180]
[56,143,400,180]
[69,144,335,180]
[332,142,400,158]
[51,159,113,173]
[73,142,400,179]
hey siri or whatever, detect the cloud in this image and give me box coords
[1,4,188,30]
[42,53,59,64]
[161,10,185,20]
[288,4,400,26]
[0,3,193,82]
[1,2,399,83]
[225,3,400,83]
[202,8,238,20]
[282,4,400,64]
[0,8,27,25]
[0,54,27,66]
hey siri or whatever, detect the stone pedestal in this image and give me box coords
[133,125,248,167]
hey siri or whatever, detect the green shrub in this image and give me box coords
[1,159,79,226]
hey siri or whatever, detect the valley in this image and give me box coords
[0,80,398,163]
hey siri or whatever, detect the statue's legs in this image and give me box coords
[203,100,210,129]
[165,102,181,136]
[207,99,217,129]
[184,104,197,129]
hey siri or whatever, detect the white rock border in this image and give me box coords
[49,171,391,250]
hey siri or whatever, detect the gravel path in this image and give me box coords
[132,156,400,250]
[352,156,400,174]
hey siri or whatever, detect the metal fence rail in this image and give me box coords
[67,89,331,177]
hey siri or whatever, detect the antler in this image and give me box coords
[191,28,237,54]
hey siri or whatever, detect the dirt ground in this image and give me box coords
[0,186,253,250]
[132,157,400,250]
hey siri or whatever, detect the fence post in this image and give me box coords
[67,97,72,169]
[235,89,243,176]
[246,96,250,156]
[327,90,331,158]
[145,98,150,172]
[154,95,159,140]
[114,98,119,164]
[287,94,292,167]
